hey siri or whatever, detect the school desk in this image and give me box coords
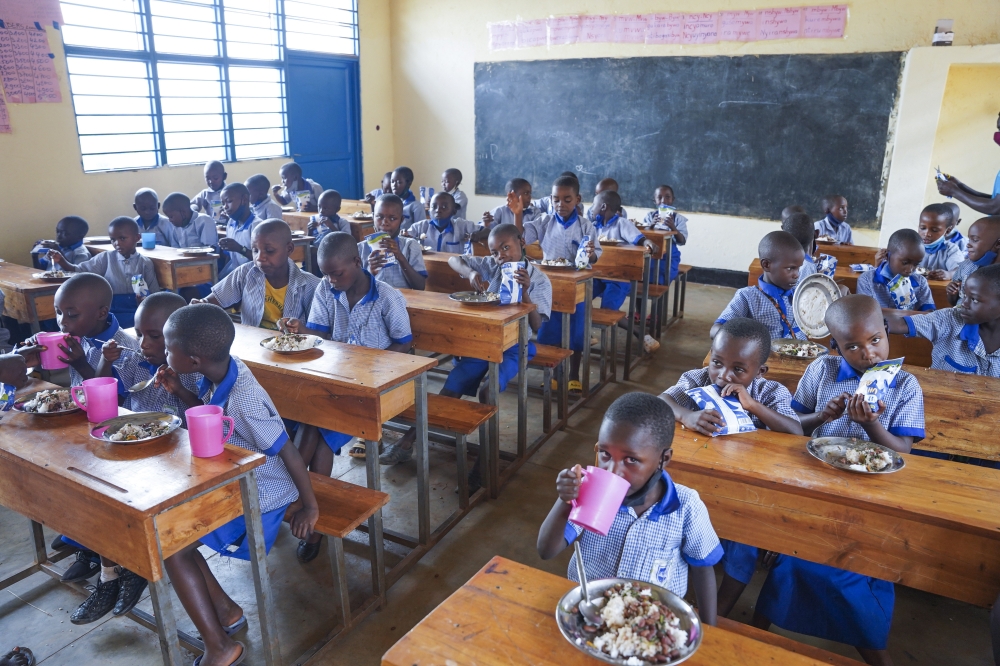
[815,241,879,266]
[586,244,651,382]
[669,426,1000,607]
[86,244,220,291]
[0,261,59,332]
[0,380,282,666]
[381,556,850,666]
[397,288,535,497]
[748,258,951,309]
[213,229,313,272]
[532,263,596,399]
[281,210,374,242]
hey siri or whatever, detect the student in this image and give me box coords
[535,171,584,216]
[246,173,284,222]
[948,216,1000,306]
[308,189,351,247]
[389,166,425,230]
[711,231,805,340]
[47,217,159,328]
[755,294,924,666]
[218,183,261,279]
[197,220,320,330]
[162,303,318,666]
[405,193,477,253]
[441,168,468,220]
[380,224,552,476]
[192,160,227,223]
[814,194,852,245]
[364,171,393,205]
[525,175,601,391]
[782,211,818,279]
[271,161,322,212]
[916,203,964,279]
[133,188,171,246]
[781,204,807,222]
[34,216,91,269]
[483,178,542,230]
[857,229,934,312]
[585,178,628,221]
[537,392,722,626]
[944,201,968,255]
[642,185,688,285]
[162,192,219,248]
[359,194,427,290]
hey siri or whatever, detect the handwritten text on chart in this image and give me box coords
[0,21,61,103]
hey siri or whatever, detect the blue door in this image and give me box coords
[285,53,363,199]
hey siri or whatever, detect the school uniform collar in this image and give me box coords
[60,241,84,253]
[138,359,159,375]
[959,322,981,348]
[974,251,997,267]
[136,216,160,232]
[401,191,416,205]
[554,209,580,229]
[874,261,894,284]
[198,357,239,404]
[824,213,842,229]
[593,214,619,229]
[619,471,680,520]
[330,270,380,306]
[803,254,815,264]
[756,276,794,300]
[230,212,256,233]
[923,235,947,253]
[87,315,121,345]
[947,229,964,243]
[431,216,453,233]
[836,357,864,381]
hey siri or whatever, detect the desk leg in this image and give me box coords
[624,278,637,381]
[148,577,185,666]
[582,278,593,398]
[487,361,500,499]
[415,372,430,545]
[27,296,42,334]
[30,520,46,565]
[517,317,528,459]
[210,261,218,286]
[241,471,282,666]
[560,312,570,416]
[362,438,386,605]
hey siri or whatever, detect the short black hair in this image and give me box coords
[252,218,292,243]
[393,166,414,184]
[317,231,359,263]
[58,215,90,238]
[58,273,113,309]
[162,192,191,212]
[505,178,530,193]
[825,294,881,337]
[822,194,846,212]
[553,175,580,195]
[444,168,462,181]
[781,212,815,255]
[604,392,675,451]
[922,203,955,227]
[204,160,225,173]
[558,171,578,181]
[594,190,622,215]
[431,191,456,209]
[318,189,342,206]
[221,182,250,200]
[280,161,303,178]
[887,228,923,255]
[165,304,234,363]
[655,184,674,196]
[945,202,961,223]
[489,223,522,244]
[596,177,619,193]
[136,290,186,319]
[758,230,803,263]
[109,216,139,235]
[781,204,806,220]
[245,173,270,192]
[718,317,772,365]
[375,193,404,214]
[135,187,158,202]
[968,264,1000,296]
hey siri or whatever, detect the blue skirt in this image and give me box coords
[538,301,586,352]
[721,540,758,585]
[443,341,536,397]
[199,504,289,561]
[756,555,894,649]
[593,279,630,312]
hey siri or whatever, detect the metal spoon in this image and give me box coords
[574,540,604,626]
[129,365,164,393]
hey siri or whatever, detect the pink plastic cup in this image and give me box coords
[37,332,72,370]
[186,405,234,458]
[568,466,632,536]
[71,377,119,423]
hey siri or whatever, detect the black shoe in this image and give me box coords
[61,550,100,583]
[297,538,322,563]
[51,535,72,551]
[70,576,120,624]
[112,569,147,616]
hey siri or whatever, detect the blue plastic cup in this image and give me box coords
[141,233,156,249]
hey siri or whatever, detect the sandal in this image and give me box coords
[2,647,35,666]
[568,380,583,393]
[348,442,366,458]
[193,642,245,666]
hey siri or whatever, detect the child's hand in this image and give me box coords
[506,191,523,216]
[556,465,583,504]
[874,248,888,265]
[482,211,494,226]
[367,249,387,275]
[364,192,377,206]
[218,238,244,254]
[271,184,282,197]
[845,393,880,425]
[58,336,86,366]
[946,280,961,297]
[719,383,759,412]
[926,269,946,281]
[514,267,531,289]
[307,217,318,233]
[154,365,183,394]
[288,504,319,540]
[468,272,487,293]
[280,318,303,334]
[13,340,42,368]
[643,241,656,254]
[585,240,597,261]
[47,250,67,268]
[102,339,122,363]
[37,240,61,251]
[657,213,677,231]
[380,237,403,261]
[681,409,725,437]
[818,393,849,423]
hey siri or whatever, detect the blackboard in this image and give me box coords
[474,53,902,225]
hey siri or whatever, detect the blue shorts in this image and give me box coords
[111,293,138,329]
[721,540,758,585]
[538,302,586,352]
[199,504,289,561]
[319,428,353,454]
[443,341,536,397]
[593,279,630,312]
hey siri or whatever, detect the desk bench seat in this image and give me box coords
[528,344,573,433]
[591,308,627,384]
[716,618,858,666]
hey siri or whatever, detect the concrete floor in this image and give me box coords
[0,283,992,665]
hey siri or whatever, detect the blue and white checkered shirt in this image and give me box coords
[251,198,284,223]
[212,259,321,329]
[489,204,544,227]
[799,255,818,279]
[220,213,262,279]
[946,229,969,256]
[856,262,935,311]
[919,240,964,273]
[814,214,853,245]
[399,191,426,231]
[523,212,603,263]
[358,234,427,289]
[565,471,723,598]
[306,272,413,348]
[407,217,478,253]
[663,368,800,430]
[716,278,807,340]
[115,351,201,421]
[591,214,645,245]
[166,212,219,248]
[461,256,552,323]
[68,250,160,295]
[904,308,1000,376]
[199,357,298,513]
[310,213,351,246]
[135,215,172,247]
[533,196,584,217]
[70,315,141,390]
[791,355,925,440]
[951,254,996,306]
[642,211,690,244]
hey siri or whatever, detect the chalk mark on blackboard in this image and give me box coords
[718,101,781,107]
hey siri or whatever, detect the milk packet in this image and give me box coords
[816,254,838,277]
[365,232,397,267]
[499,261,523,304]
[131,275,149,299]
[575,235,591,270]
[887,273,916,310]
[684,385,757,436]
[657,204,676,225]
[0,383,15,412]
[855,358,903,414]
[293,190,312,211]
[850,263,875,273]
[210,200,225,222]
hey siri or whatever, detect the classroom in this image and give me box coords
[1,0,1000,664]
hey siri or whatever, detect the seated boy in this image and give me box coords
[537,392,722,627]
[360,194,427,290]
[711,231,805,340]
[191,160,227,222]
[246,173,283,222]
[271,161,322,212]
[534,171,584,216]
[782,211,818,279]
[162,192,219,248]
[388,166,426,230]
[525,175,601,391]
[308,189,351,247]
[916,203,964,279]
[945,201,968,255]
[947,216,1000,306]
[781,204,807,221]
[406,193,477,253]
[754,294,924,665]
[364,171,393,205]
[133,188,171,246]
[441,168,468,220]
[34,216,91,269]
[218,183,261,279]
[857,229,934,312]
[483,179,542,232]
[162,303,318,666]
[814,194,852,245]
[47,217,160,328]
[585,178,628,221]
[197,220,320,330]
[642,185,688,285]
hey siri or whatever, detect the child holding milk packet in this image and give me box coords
[359,194,427,290]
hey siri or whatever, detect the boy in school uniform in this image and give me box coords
[191,160,227,223]
[389,166,426,230]
[642,185,689,285]
[246,173,284,222]
[947,216,1000,306]
[711,231,806,340]
[364,171,393,206]
[482,178,543,230]
[162,304,318,666]
[857,229,935,312]
[133,188,172,247]
[534,171,584,217]
[197,220,320,330]
[782,211,819,279]
[271,161,322,212]
[525,175,601,391]
[360,194,427,290]
[162,192,219,248]
[945,201,968,255]
[814,194,853,245]
[537,392,722,626]
[585,177,628,222]
[47,217,159,328]
[917,203,964,279]
[34,216,91,269]
[308,189,351,247]
[217,183,261,279]
[755,295,924,665]
[441,168,469,220]
[405,192,477,253]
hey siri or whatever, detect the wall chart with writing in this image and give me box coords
[0,21,61,105]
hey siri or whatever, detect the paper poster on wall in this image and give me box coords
[645,13,683,45]
[0,0,63,26]
[614,15,647,44]
[0,22,59,103]
[0,94,10,133]
[516,19,547,49]
[681,13,719,45]
[578,15,615,43]
[719,11,757,42]
[757,7,802,40]
[0,22,21,103]
[802,5,847,39]
[489,21,517,51]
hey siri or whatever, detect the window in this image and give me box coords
[60,0,358,172]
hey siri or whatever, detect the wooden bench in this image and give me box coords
[591,308,626,383]
[588,244,651,382]
[673,263,691,320]
[716,618,859,666]
[528,343,573,433]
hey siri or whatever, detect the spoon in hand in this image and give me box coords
[574,541,604,626]
[129,365,164,393]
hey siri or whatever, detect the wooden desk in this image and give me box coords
[588,244,651,382]
[383,556,844,666]
[532,263,595,398]
[420,252,472,295]
[281,210,374,242]
[86,245,220,291]
[633,227,677,334]
[0,262,59,332]
[816,241,879,266]
[669,426,1000,607]
[0,381,281,666]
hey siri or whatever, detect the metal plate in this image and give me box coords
[597,237,622,245]
[12,389,81,416]
[792,273,841,339]
[259,334,323,354]
[770,338,829,359]
[449,291,501,305]
[806,437,905,474]
[421,246,435,254]
[531,260,581,270]
[90,412,182,445]
[31,272,70,282]
[177,247,215,256]
[556,578,702,665]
